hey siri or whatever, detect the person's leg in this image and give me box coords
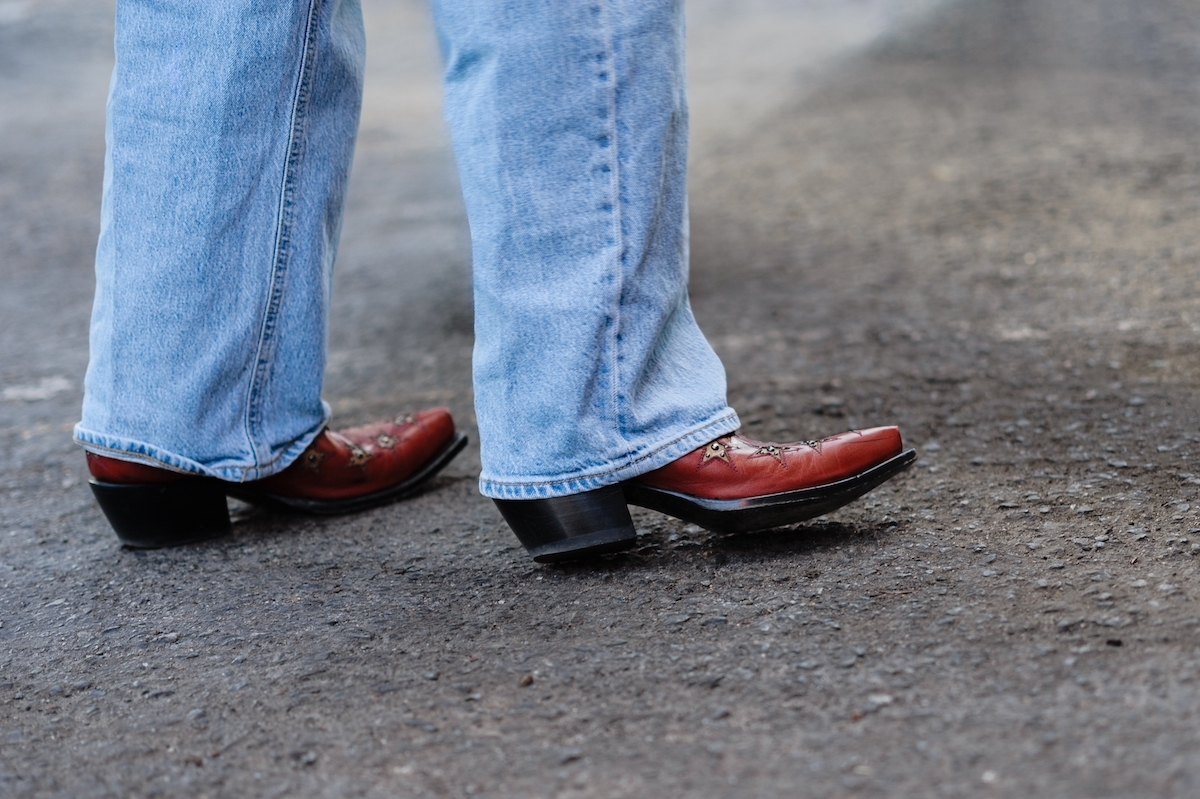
[432,0,739,500]
[76,0,365,481]
[77,0,467,548]
[432,0,915,562]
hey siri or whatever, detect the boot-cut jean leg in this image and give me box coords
[432,0,740,499]
[74,0,365,481]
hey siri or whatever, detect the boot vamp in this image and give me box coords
[637,427,902,500]
[253,408,456,500]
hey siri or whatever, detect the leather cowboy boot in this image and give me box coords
[86,408,467,548]
[496,426,914,562]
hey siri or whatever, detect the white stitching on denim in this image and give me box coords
[594,0,624,453]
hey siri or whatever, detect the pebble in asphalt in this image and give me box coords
[4,0,1200,796]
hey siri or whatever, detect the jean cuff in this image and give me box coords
[478,409,741,500]
[73,407,330,483]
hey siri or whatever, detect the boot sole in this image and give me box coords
[622,448,917,533]
[90,433,469,548]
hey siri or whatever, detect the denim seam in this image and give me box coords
[480,408,738,489]
[243,0,324,478]
[597,0,624,456]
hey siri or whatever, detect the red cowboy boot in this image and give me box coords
[86,408,466,548]
[495,426,914,562]
[625,426,913,533]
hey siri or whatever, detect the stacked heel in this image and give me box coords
[494,485,637,563]
[89,479,232,548]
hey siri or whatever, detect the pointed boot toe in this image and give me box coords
[624,426,916,533]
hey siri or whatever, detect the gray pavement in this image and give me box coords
[4,0,1200,796]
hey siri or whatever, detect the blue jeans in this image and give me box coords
[75,0,739,499]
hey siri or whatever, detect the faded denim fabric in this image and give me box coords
[76,0,365,480]
[76,0,738,496]
[433,0,737,498]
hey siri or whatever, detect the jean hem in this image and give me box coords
[478,409,740,499]
[74,410,329,483]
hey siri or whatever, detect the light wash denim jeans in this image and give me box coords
[75,0,739,499]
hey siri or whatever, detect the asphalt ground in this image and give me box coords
[3,0,1200,796]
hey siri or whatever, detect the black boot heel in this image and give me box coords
[88,479,232,548]
[494,485,637,563]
